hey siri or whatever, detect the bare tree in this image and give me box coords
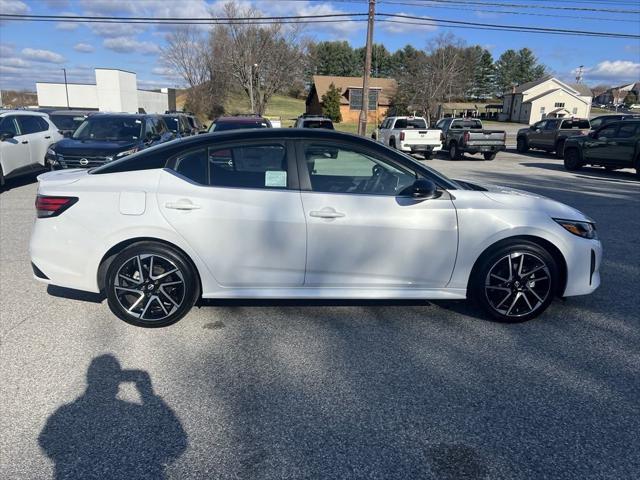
[210,2,307,115]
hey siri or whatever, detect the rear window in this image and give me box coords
[302,120,334,129]
[561,119,590,129]
[49,114,86,131]
[451,119,482,129]
[406,118,427,129]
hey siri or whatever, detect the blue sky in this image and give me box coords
[1,0,639,91]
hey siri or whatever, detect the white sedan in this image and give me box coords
[29,129,601,327]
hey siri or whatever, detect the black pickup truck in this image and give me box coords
[435,117,506,160]
[563,119,640,176]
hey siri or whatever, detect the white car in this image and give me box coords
[0,110,62,186]
[29,129,602,327]
[375,116,443,159]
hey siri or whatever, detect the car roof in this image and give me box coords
[88,113,153,119]
[49,110,96,116]
[0,110,48,117]
[215,116,267,123]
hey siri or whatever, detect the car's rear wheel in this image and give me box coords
[105,242,199,327]
[563,148,582,171]
[449,142,462,160]
[555,139,566,158]
[470,241,558,322]
[516,136,529,153]
[423,152,433,160]
[389,138,396,149]
[483,152,497,161]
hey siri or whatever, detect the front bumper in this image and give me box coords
[563,238,602,297]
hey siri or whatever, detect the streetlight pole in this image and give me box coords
[248,63,258,114]
[358,0,376,136]
[62,68,70,109]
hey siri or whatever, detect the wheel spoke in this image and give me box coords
[490,273,508,283]
[495,291,512,310]
[486,285,511,292]
[517,254,525,276]
[151,267,178,281]
[158,287,179,307]
[506,292,521,316]
[140,296,154,319]
[525,265,545,276]
[521,291,533,311]
[115,286,143,295]
[136,255,145,282]
[507,255,514,281]
[128,293,146,312]
[157,297,169,315]
[119,273,141,285]
[526,286,544,303]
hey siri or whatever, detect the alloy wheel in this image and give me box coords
[113,254,185,322]
[484,252,551,318]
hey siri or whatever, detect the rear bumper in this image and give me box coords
[400,143,443,153]
[463,144,506,154]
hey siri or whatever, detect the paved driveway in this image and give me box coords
[1,151,639,479]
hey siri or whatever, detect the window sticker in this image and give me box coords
[265,170,287,187]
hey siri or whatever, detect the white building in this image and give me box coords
[501,76,592,124]
[36,68,175,114]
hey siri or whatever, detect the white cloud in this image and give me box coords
[0,0,30,15]
[74,43,95,53]
[379,13,438,35]
[1,57,30,68]
[0,44,13,56]
[579,60,640,83]
[55,12,80,30]
[103,37,160,55]
[89,22,148,37]
[21,48,65,64]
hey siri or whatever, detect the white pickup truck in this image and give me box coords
[374,116,443,159]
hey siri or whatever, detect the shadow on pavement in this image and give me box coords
[521,162,638,181]
[38,354,187,480]
[0,170,42,193]
[47,285,105,303]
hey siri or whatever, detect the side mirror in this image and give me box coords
[0,131,15,141]
[63,131,73,138]
[399,178,438,199]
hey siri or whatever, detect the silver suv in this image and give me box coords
[294,115,334,130]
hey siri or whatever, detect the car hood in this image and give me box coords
[476,182,593,222]
[53,138,139,156]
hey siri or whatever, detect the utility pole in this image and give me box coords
[62,68,70,109]
[358,0,375,136]
[248,64,254,114]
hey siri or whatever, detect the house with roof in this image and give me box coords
[501,76,592,124]
[593,81,640,106]
[306,75,397,123]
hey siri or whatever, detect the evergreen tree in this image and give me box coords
[321,83,343,123]
[308,41,359,77]
[355,44,394,78]
[473,48,496,99]
[495,48,546,94]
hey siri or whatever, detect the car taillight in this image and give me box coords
[400,131,405,141]
[35,195,78,218]
[463,131,470,144]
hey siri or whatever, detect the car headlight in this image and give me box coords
[554,218,597,239]
[115,147,138,159]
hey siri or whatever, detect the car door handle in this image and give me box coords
[165,200,201,210]
[44,136,51,139]
[21,140,28,144]
[309,208,345,219]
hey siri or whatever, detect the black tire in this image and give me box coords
[389,138,396,149]
[423,152,433,160]
[469,240,559,323]
[105,241,200,327]
[449,142,462,160]
[555,139,566,158]
[483,152,497,161]
[516,136,529,153]
[0,168,4,188]
[563,148,582,171]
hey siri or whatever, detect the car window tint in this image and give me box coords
[617,123,638,138]
[544,120,559,130]
[394,118,407,129]
[209,144,288,189]
[406,118,427,129]
[175,148,208,184]
[304,143,416,196]
[561,119,590,129]
[589,118,602,129]
[597,125,618,139]
[17,115,47,134]
[0,116,19,136]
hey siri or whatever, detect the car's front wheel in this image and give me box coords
[483,152,497,161]
[105,242,200,327]
[470,241,558,322]
[516,136,528,153]
[563,148,583,171]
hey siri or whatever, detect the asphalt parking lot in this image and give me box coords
[1,149,639,479]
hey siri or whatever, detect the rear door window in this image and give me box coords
[617,123,638,138]
[561,119,590,129]
[597,125,618,139]
[17,115,48,134]
[0,116,19,136]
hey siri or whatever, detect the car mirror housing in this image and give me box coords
[0,131,15,141]
[399,178,439,199]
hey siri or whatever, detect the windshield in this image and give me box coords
[49,114,86,131]
[303,120,334,129]
[73,117,143,141]
[211,121,269,132]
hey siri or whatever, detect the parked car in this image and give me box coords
[294,115,334,130]
[563,120,640,176]
[517,118,590,158]
[436,117,506,160]
[46,114,173,169]
[30,129,601,327]
[0,110,62,186]
[166,111,206,135]
[375,116,443,159]
[161,113,193,138]
[588,114,640,131]
[209,115,272,132]
[47,110,96,137]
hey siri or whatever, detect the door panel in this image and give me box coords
[0,116,31,176]
[584,124,618,163]
[157,144,306,288]
[298,141,458,288]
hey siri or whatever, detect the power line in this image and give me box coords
[377,12,640,38]
[398,0,640,14]
[379,0,640,22]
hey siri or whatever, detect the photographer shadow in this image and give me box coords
[38,354,187,480]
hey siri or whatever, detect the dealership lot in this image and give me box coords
[1,150,639,479]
